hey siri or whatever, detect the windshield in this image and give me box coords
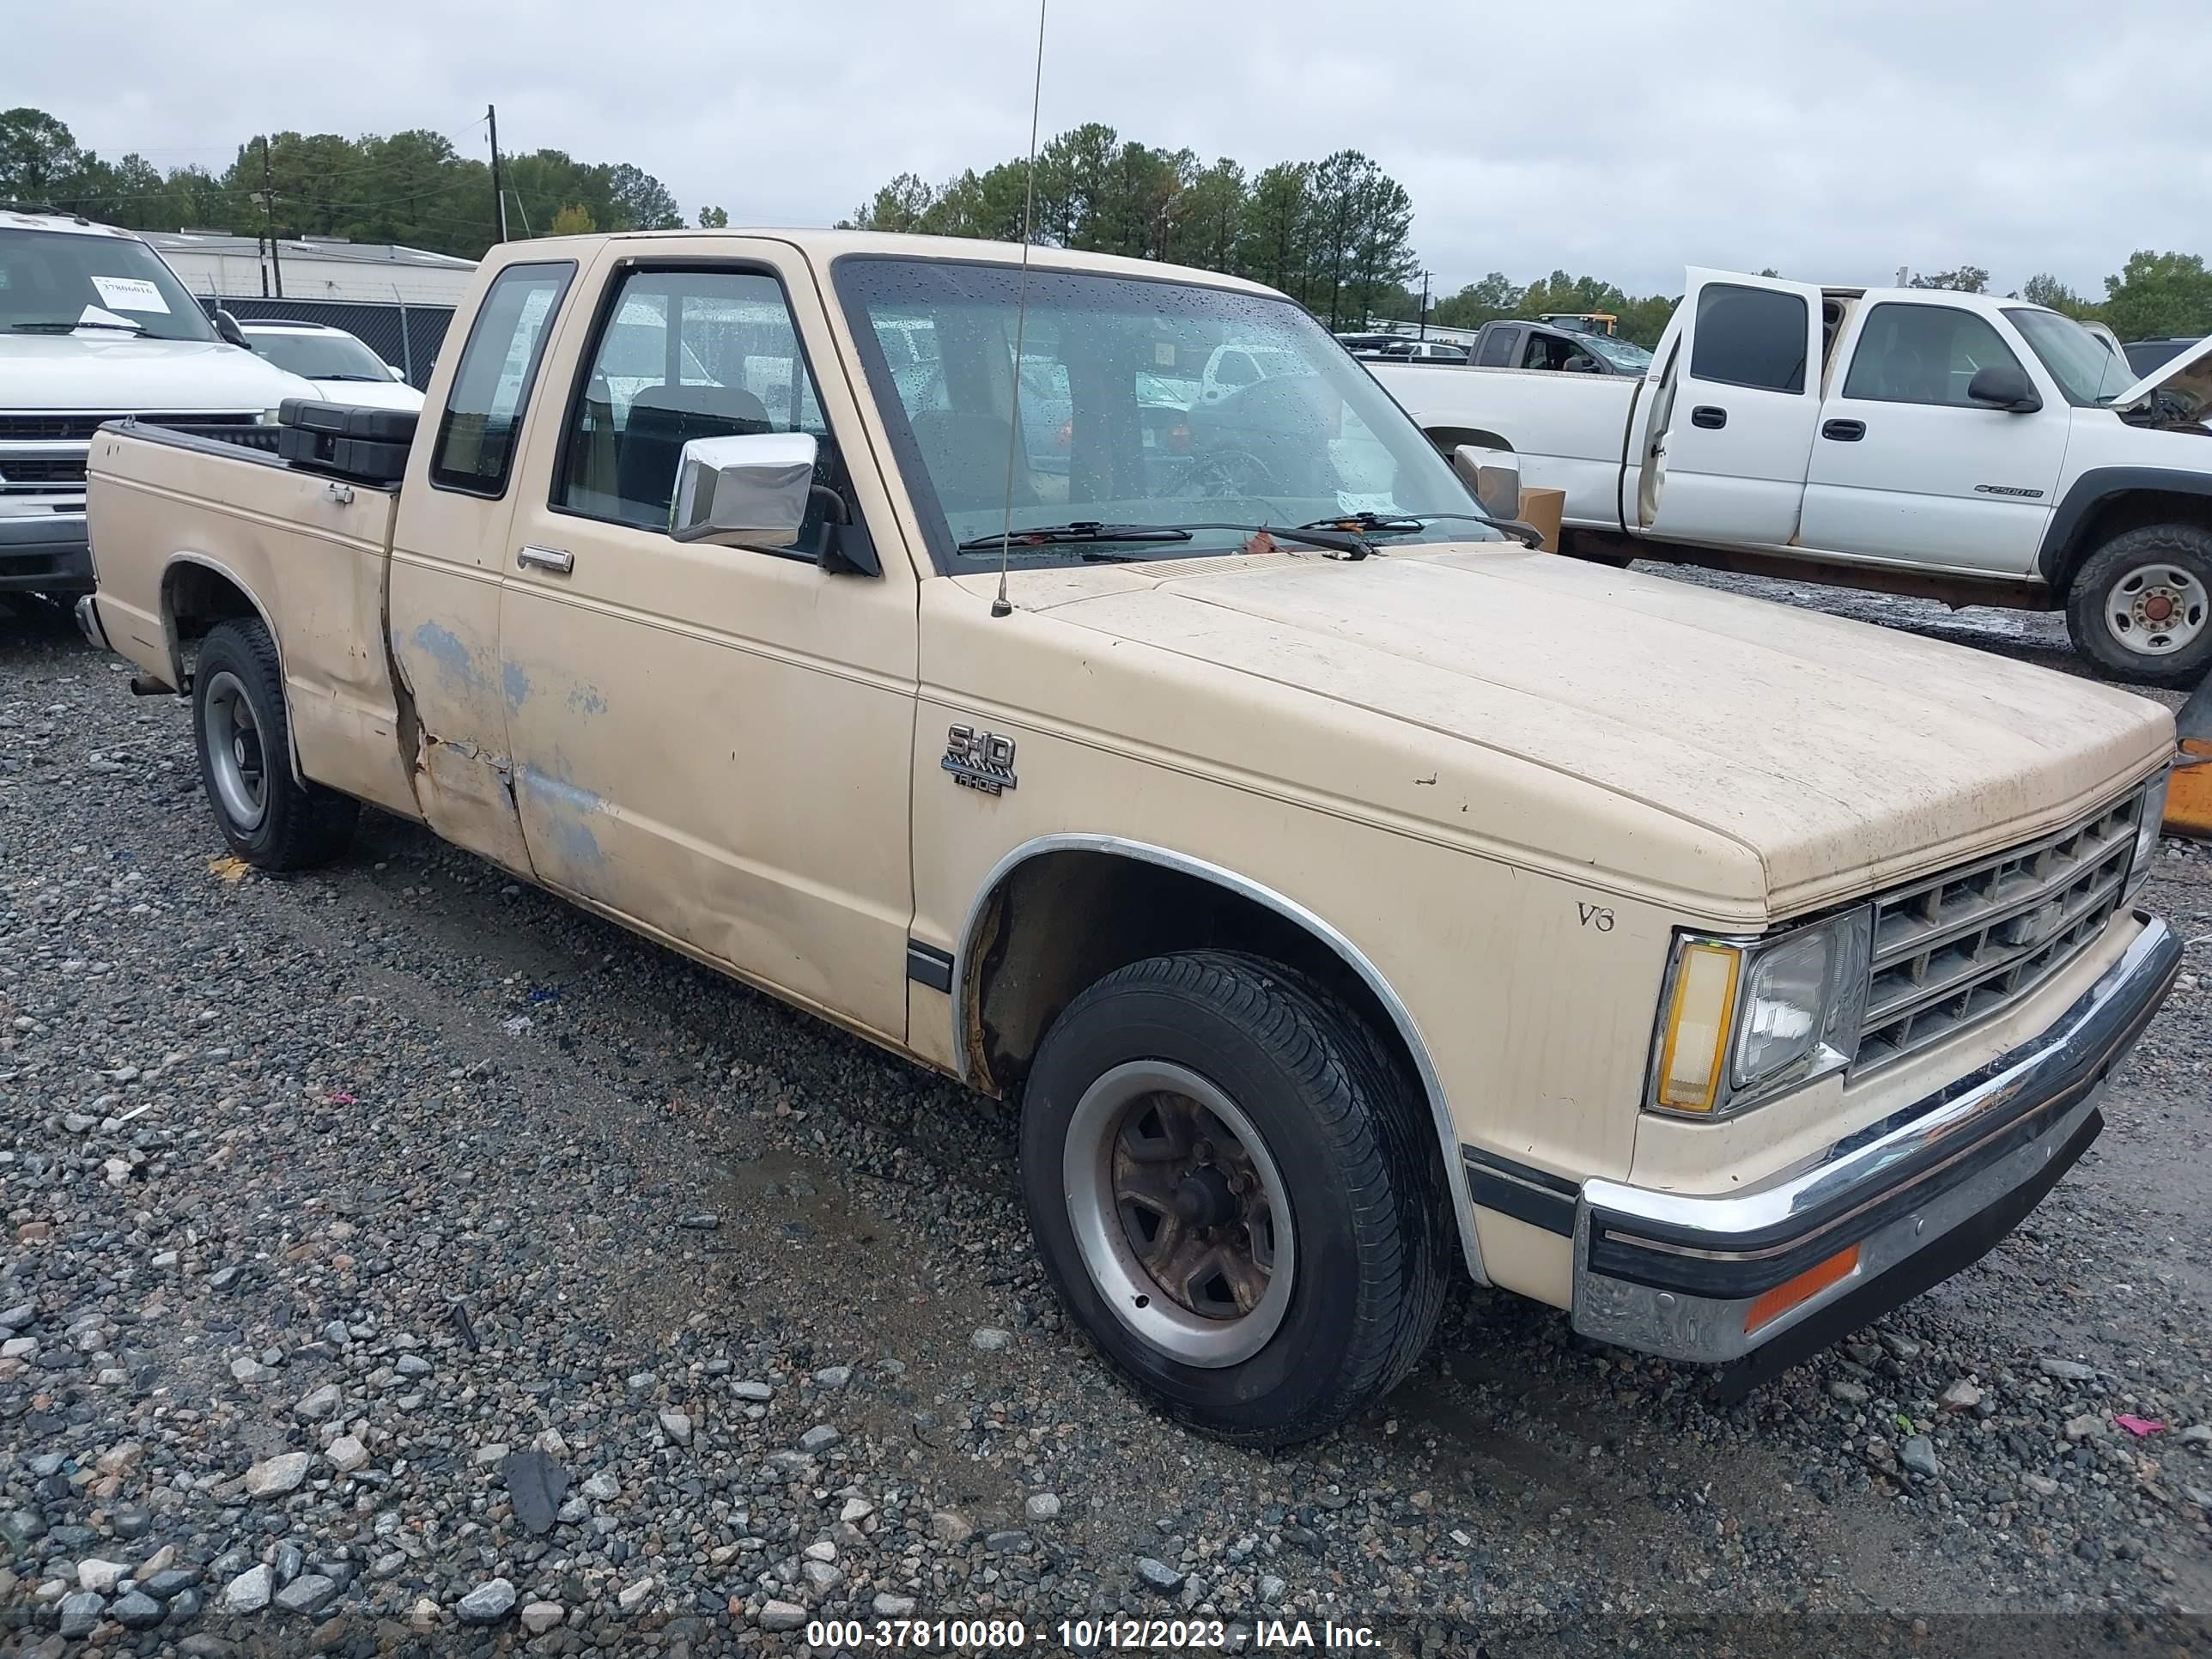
[1582,332,1654,372]
[2004,307,2135,405]
[0,227,216,341]
[246,328,392,380]
[835,258,1499,568]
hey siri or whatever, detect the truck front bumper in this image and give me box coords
[0,506,93,595]
[1571,913,2179,1391]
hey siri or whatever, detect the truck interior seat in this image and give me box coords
[616,384,772,515]
[907,410,1037,513]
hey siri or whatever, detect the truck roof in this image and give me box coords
[1,210,147,240]
[512,227,1288,296]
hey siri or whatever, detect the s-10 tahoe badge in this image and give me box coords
[943,724,1018,795]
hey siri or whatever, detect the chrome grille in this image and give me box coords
[0,412,265,441]
[1856,786,2146,1071]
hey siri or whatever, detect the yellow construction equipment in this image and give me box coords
[2165,667,2212,838]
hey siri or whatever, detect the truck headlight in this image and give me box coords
[1649,908,1873,1117]
[2130,768,2169,891]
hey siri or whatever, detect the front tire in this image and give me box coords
[191,617,359,870]
[1019,951,1447,1446]
[2064,525,2212,689]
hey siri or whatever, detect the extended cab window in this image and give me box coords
[556,266,841,550]
[1475,327,1516,368]
[1844,303,2029,408]
[1689,283,1808,393]
[430,262,573,496]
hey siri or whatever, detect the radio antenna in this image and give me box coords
[990,0,1049,619]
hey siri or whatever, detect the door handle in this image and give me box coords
[1821,418,1867,441]
[516,545,574,575]
[1689,404,1727,429]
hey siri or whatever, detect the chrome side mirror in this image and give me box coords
[670,431,817,549]
[1451,442,1522,521]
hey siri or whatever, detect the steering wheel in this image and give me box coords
[1185,448,1282,499]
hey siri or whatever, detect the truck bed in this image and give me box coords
[82,422,419,816]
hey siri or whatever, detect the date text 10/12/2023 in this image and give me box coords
[803,1617,1385,1649]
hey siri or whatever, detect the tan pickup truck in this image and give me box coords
[80,229,2182,1444]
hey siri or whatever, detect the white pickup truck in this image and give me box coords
[1373,270,2212,688]
[0,211,313,596]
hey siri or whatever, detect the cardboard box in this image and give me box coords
[1516,486,1565,552]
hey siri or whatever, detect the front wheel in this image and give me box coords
[1018,951,1447,1445]
[191,617,360,870]
[2064,525,2212,689]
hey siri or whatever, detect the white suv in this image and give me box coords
[238,319,424,412]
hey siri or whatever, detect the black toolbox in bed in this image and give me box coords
[275,398,418,486]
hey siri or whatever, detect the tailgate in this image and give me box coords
[84,424,416,817]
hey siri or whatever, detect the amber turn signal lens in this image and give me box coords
[1655,942,1741,1112]
[1743,1243,1860,1334]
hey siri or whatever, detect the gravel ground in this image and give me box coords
[3,585,2210,1657]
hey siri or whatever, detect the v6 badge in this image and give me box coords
[943,725,1018,795]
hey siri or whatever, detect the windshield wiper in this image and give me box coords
[1301,508,1545,550]
[957,520,1195,552]
[1158,521,1373,559]
[11,319,151,336]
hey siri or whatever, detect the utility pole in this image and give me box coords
[488,105,508,244]
[1418,270,1431,340]
[257,135,284,299]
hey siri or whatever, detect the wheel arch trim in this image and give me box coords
[2036,466,2212,586]
[951,832,1487,1284]
[159,551,307,786]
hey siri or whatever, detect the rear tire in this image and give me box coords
[191,617,359,870]
[2063,525,2212,690]
[1018,951,1448,1446]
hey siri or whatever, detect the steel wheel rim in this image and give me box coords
[1063,1060,1295,1368]
[2104,564,2209,657]
[201,670,268,830]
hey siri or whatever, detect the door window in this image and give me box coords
[1688,283,1808,393]
[1844,303,2031,408]
[1476,327,1516,367]
[556,266,840,550]
[429,262,574,496]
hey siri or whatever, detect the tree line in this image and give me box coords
[0,106,720,260]
[10,102,2212,347]
[838,124,1420,332]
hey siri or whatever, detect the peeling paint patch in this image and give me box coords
[407,621,489,697]
[518,763,609,871]
[567,683,608,717]
[503,660,533,713]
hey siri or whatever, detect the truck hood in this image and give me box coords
[0,333,315,410]
[984,546,2172,916]
[2113,331,2212,426]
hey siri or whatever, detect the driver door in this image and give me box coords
[1639,269,1827,547]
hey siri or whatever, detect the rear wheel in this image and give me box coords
[192,617,359,870]
[2064,524,2212,689]
[1018,951,1447,1445]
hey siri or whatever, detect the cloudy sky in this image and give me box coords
[15,0,2207,299]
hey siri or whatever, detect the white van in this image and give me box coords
[0,211,314,596]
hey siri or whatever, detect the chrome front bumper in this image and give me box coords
[1571,914,2180,1379]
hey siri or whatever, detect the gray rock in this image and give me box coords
[222,1564,274,1613]
[658,1409,692,1444]
[760,1600,808,1632]
[58,1592,106,1638]
[274,1573,337,1615]
[2039,1358,2097,1382]
[293,1382,342,1421]
[799,1424,841,1453]
[1826,1379,1870,1406]
[985,1529,1031,1553]
[800,1559,841,1593]
[617,1576,657,1613]
[1939,1380,1983,1411]
[581,1471,620,1503]
[179,1636,232,1659]
[2180,1424,2212,1447]
[1900,1437,1941,1479]
[325,1435,369,1474]
[929,1510,975,1545]
[1136,1557,1184,1593]
[1260,1574,1287,1603]
[243,1451,313,1498]
[167,1589,205,1626]
[813,1365,853,1389]
[503,1449,569,1535]
[520,1601,565,1636]
[1025,1492,1061,1522]
[139,1568,199,1601]
[1876,1331,1923,1361]
[112,1589,165,1629]
[678,1212,720,1229]
[456,1577,517,1625]
[732,1380,773,1402]
[272,1542,302,1587]
[208,1266,249,1291]
[971,1327,1015,1352]
[395,1353,433,1378]
[0,1303,33,1329]
[874,1593,918,1618]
